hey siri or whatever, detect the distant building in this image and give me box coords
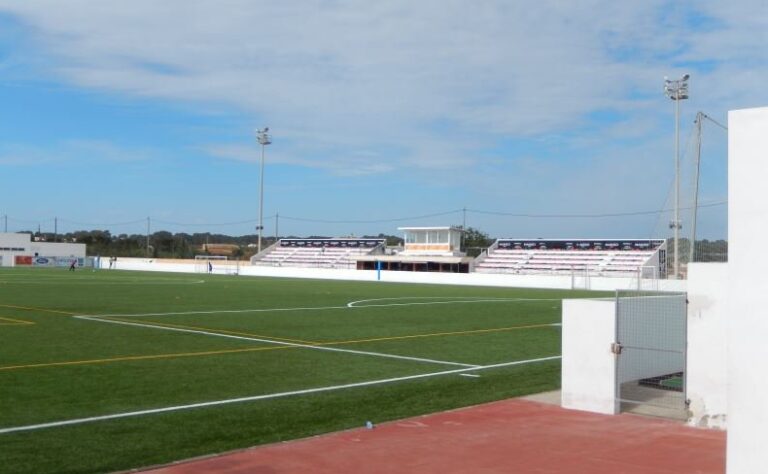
[0,233,86,267]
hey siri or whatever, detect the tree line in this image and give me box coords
[24,230,407,259]
[22,228,724,262]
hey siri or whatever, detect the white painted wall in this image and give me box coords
[0,233,32,267]
[561,298,617,414]
[0,233,31,247]
[727,106,768,474]
[31,241,86,258]
[686,262,728,429]
[0,233,86,266]
[106,258,687,292]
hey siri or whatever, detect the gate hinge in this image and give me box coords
[611,342,623,355]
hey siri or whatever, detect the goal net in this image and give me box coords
[194,255,239,275]
[634,265,661,291]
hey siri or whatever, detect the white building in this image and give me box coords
[0,232,86,267]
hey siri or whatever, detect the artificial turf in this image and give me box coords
[0,267,602,473]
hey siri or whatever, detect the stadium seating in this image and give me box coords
[473,240,663,277]
[252,239,385,269]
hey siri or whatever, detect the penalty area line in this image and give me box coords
[75,315,479,369]
[0,355,561,435]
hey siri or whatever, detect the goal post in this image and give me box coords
[635,265,660,291]
[194,255,232,274]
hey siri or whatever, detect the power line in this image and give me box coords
[2,202,727,231]
[58,218,148,227]
[467,201,726,219]
[152,217,261,227]
[279,209,463,224]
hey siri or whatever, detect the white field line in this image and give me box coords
[0,355,561,435]
[347,297,562,308]
[0,276,205,285]
[82,305,349,318]
[75,316,478,369]
[0,274,200,281]
[80,297,560,318]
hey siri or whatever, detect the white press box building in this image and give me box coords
[0,232,86,267]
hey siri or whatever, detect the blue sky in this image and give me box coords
[0,1,764,240]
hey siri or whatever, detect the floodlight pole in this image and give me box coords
[256,127,272,254]
[664,74,689,279]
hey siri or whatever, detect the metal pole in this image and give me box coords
[275,212,279,242]
[3,214,6,232]
[674,92,680,279]
[256,127,271,254]
[258,140,265,254]
[54,217,58,243]
[146,216,150,257]
[690,112,703,264]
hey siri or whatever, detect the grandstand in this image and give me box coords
[356,227,473,273]
[473,239,666,277]
[251,238,385,269]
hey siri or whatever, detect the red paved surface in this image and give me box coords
[143,399,725,474]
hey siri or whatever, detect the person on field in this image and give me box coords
[208,261,213,274]
[69,259,77,271]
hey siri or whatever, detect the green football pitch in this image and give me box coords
[0,267,602,473]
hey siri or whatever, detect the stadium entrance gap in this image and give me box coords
[615,291,688,418]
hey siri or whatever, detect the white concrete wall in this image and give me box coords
[106,258,687,292]
[0,233,32,267]
[31,241,86,258]
[727,106,768,474]
[0,233,86,265]
[561,298,617,414]
[686,262,728,429]
[0,232,31,247]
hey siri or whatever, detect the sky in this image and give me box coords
[0,1,764,240]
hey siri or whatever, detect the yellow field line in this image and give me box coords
[0,304,76,316]
[0,345,292,371]
[0,316,35,326]
[1,314,556,371]
[101,316,321,345]
[102,317,556,347]
[323,322,559,346]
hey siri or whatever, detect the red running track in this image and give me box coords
[143,398,725,474]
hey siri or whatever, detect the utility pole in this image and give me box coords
[275,212,279,242]
[146,217,151,258]
[4,214,7,232]
[461,207,467,251]
[690,111,728,265]
[54,217,58,243]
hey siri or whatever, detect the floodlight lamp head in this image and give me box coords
[682,73,690,81]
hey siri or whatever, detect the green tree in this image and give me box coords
[462,227,493,256]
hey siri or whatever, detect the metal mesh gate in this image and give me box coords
[615,291,687,418]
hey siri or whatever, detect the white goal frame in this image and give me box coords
[194,255,236,275]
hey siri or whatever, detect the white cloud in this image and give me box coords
[0,140,157,165]
[0,0,763,236]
